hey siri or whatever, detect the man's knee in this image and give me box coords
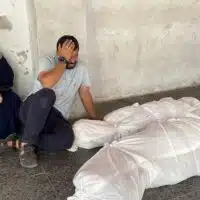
[19,88,56,122]
[36,88,56,100]
[34,88,56,107]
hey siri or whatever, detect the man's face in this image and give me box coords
[68,49,79,68]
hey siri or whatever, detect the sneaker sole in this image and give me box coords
[20,162,38,169]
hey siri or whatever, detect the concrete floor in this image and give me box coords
[1,85,200,200]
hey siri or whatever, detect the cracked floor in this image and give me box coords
[1,85,200,200]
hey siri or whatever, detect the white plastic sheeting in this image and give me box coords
[178,97,200,107]
[72,120,118,150]
[72,97,197,150]
[104,97,193,124]
[68,117,200,200]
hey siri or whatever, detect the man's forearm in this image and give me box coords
[38,63,66,88]
[84,100,97,119]
[80,89,97,119]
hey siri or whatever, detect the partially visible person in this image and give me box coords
[4,35,99,168]
[0,55,21,150]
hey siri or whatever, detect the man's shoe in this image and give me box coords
[19,144,38,168]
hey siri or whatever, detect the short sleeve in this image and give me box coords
[81,66,91,87]
[38,56,54,74]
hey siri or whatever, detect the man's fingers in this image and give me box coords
[65,40,73,48]
[62,40,69,48]
[69,43,75,50]
[65,40,75,49]
[60,40,75,52]
[61,40,70,48]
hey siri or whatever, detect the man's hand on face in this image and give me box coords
[58,40,75,62]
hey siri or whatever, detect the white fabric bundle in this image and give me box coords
[179,97,200,116]
[72,97,195,150]
[178,97,200,107]
[72,120,118,149]
[104,97,193,124]
[102,102,140,124]
[104,97,194,138]
[68,117,200,200]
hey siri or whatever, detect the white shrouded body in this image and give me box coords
[68,117,200,200]
[72,97,199,150]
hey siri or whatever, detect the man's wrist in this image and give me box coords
[58,56,69,64]
[58,56,69,68]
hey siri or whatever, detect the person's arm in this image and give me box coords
[38,63,66,88]
[38,40,75,88]
[79,86,97,119]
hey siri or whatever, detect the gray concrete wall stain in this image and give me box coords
[16,50,28,65]
[0,16,12,30]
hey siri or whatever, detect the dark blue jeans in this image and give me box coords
[0,90,21,139]
[19,88,74,152]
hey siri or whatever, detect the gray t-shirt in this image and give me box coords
[31,56,91,119]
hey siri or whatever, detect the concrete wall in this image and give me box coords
[1,0,200,117]
[0,0,38,97]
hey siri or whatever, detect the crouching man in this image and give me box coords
[17,35,97,168]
